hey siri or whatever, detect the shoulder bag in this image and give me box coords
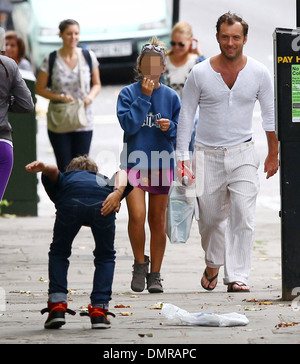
[47,49,89,133]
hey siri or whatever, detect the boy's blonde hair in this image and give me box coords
[66,155,98,172]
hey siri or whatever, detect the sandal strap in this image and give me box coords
[227,281,250,292]
[231,281,245,287]
[204,269,218,283]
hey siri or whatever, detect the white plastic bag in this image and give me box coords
[166,181,197,244]
[161,303,249,327]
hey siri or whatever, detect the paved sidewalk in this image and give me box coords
[0,204,299,345]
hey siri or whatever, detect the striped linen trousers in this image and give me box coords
[192,141,260,286]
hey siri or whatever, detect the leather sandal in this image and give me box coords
[201,269,218,291]
[227,281,250,292]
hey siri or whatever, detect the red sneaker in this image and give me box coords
[41,301,76,329]
[80,304,115,329]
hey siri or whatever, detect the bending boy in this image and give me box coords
[26,155,132,329]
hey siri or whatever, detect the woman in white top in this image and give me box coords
[163,21,205,98]
[36,19,101,171]
[163,22,205,152]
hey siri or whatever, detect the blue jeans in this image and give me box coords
[48,130,93,172]
[48,198,116,308]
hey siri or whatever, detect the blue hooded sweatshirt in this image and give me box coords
[117,81,181,170]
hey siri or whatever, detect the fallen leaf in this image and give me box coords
[79,306,88,311]
[120,312,133,316]
[10,290,31,295]
[244,306,260,311]
[114,304,131,308]
[68,289,77,294]
[150,302,163,310]
[138,333,153,338]
[275,321,299,329]
[244,298,258,302]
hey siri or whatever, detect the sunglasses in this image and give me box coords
[170,41,185,47]
[142,44,165,53]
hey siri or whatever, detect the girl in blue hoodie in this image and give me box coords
[117,37,181,294]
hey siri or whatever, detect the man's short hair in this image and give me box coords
[216,12,249,37]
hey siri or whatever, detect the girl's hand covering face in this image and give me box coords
[141,77,155,96]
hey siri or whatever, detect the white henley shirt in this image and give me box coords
[176,56,275,160]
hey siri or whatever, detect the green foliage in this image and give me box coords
[0,200,10,215]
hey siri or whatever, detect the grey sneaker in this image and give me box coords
[131,255,149,292]
[147,272,164,293]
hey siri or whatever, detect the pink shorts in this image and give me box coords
[127,168,173,195]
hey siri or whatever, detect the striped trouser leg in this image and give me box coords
[195,142,260,285]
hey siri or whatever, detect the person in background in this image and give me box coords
[5,31,33,72]
[0,32,34,202]
[117,37,181,294]
[164,21,205,98]
[163,21,205,152]
[36,19,101,172]
[25,155,133,329]
[0,0,13,30]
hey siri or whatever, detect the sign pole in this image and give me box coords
[172,0,180,26]
[274,2,300,299]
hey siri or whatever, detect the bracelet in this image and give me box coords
[113,187,123,195]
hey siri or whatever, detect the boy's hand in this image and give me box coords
[25,161,59,184]
[101,191,122,216]
[25,161,46,173]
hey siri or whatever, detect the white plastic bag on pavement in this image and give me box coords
[161,303,249,327]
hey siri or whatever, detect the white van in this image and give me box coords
[10,0,173,76]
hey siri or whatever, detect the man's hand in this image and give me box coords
[176,160,191,181]
[264,154,279,179]
[265,131,279,179]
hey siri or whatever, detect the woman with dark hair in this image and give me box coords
[36,19,101,171]
[0,38,34,201]
[5,30,33,71]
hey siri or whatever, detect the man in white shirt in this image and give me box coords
[176,12,278,292]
